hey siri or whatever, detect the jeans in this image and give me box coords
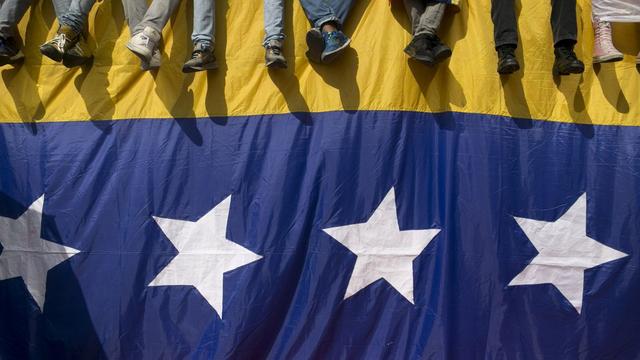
[52,0,96,33]
[134,0,215,46]
[123,0,148,35]
[263,0,284,46]
[0,0,31,37]
[403,0,446,37]
[491,0,577,48]
[299,0,355,29]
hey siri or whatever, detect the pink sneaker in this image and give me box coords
[593,18,623,63]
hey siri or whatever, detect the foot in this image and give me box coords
[40,25,80,63]
[593,18,623,64]
[321,30,351,63]
[496,45,520,74]
[182,42,218,73]
[305,28,324,63]
[404,34,434,65]
[141,48,161,71]
[127,26,161,63]
[265,39,287,69]
[553,45,585,76]
[427,34,452,63]
[0,36,24,66]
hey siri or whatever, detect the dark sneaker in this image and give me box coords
[427,34,452,63]
[265,39,287,69]
[182,42,218,73]
[305,28,324,63]
[553,46,585,76]
[40,25,79,63]
[62,37,92,67]
[404,34,433,64]
[321,30,350,63]
[496,45,520,74]
[0,36,24,66]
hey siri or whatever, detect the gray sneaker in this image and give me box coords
[182,42,218,73]
[265,39,287,69]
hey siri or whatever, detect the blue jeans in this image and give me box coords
[53,0,146,34]
[134,0,215,46]
[0,0,31,37]
[263,0,284,46]
[298,0,355,29]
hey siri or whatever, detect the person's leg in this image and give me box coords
[491,0,518,48]
[263,0,286,68]
[132,0,181,36]
[0,0,31,37]
[592,12,623,63]
[299,0,354,29]
[0,0,31,64]
[59,0,96,33]
[51,0,71,23]
[549,0,577,46]
[192,0,214,47]
[404,0,445,37]
[550,0,583,75]
[263,0,284,45]
[123,0,147,35]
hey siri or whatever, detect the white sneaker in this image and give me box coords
[141,48,161,71]
[127,26,160,63]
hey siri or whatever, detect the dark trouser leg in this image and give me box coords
[491,0,518,48]
[550,0,577,46]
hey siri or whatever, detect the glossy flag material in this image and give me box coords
[1,111,638,359]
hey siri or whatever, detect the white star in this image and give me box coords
[323,188,440,304]
[0,196,80,311]
[509,194,628,313]
[149,196,262,317]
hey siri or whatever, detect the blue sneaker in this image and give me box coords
[305,28,324,63]
[321,31,351,63]
[0,36,24,66]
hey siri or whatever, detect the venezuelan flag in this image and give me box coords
[0,1,639,359]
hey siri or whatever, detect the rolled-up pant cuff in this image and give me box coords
[314,15,341,30]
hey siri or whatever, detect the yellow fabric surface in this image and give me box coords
[0,0,639,125]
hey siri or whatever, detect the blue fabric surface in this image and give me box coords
[0,111,638,359]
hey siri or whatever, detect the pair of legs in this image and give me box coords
[402,0,451,65]
[298,0,355,64]
[0,0,31,64]
[127,0,216,72]
[491,0,583,75]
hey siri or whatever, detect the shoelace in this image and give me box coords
[557,47,578,61]
[268,46,282,55]
[190,50,204,60]
[139,34,150,47]
[594,21,616,51]
[52,34,67,50]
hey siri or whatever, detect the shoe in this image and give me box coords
[0,36,24,66]
[427,34,452,63]
[127,26,160,63]
[305,28,324,63]
[62,37,92,67]
[496,45,520,74]
[265,39,287,69]
[404,34,434,65]
[141,48,161,71]
[321,30,351,63]
[553,45,585,76]
[182,42,218,73]
[40,25,80,63]
[592,18,623,63]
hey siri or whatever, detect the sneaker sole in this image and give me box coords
[305,29,324,63]
[434,48,452,63]
[126,42,152,63]
[321,38,351,64]
[553,65,585,76]
[40,45,63,62]
[182,62,219,73]
[593,54,624,63]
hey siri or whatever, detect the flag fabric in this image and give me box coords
[1,1,640,359]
